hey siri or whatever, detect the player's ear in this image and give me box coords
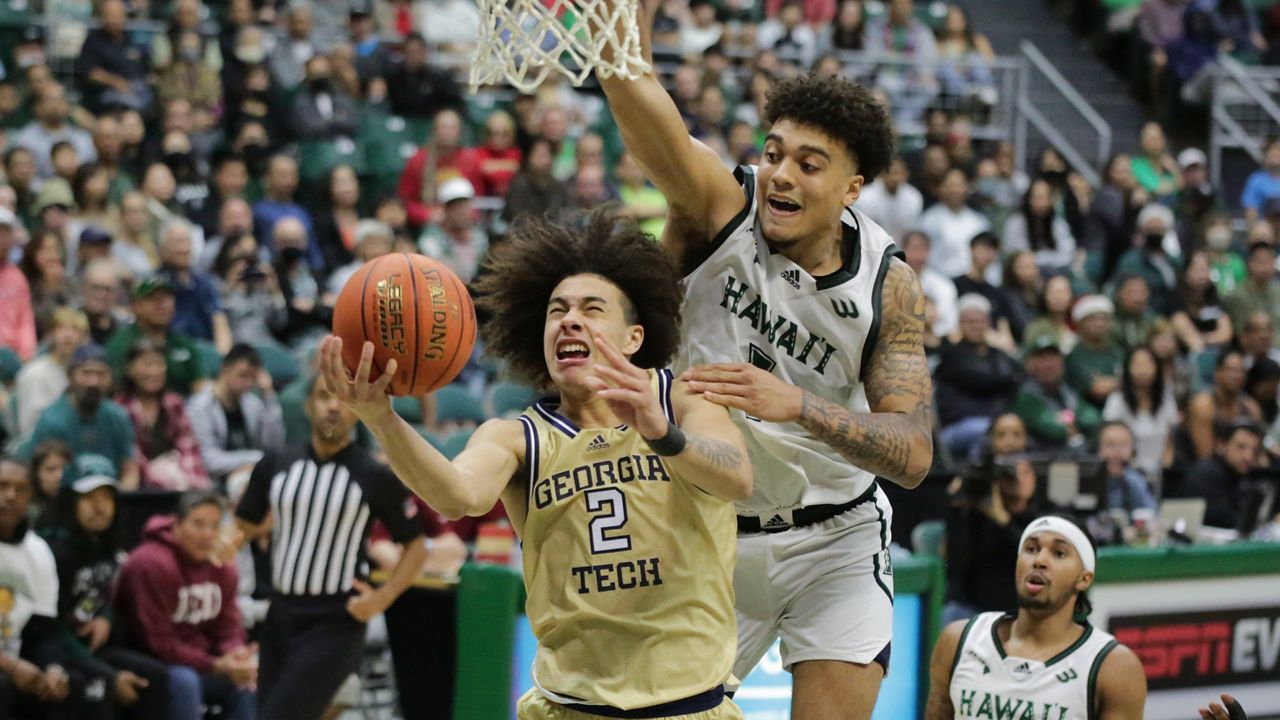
[842,171,864,207]
[622,324,644,356]
[1075,570,1094,594]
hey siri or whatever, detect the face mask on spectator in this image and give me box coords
[235,45,266,64]
[180,46,202,63]
[165,151,194,172]
[75,386,104,415]
[1206,228,1232,251]
[1142,231,1165,249]
[279,246,304,264]
[16,49,45,68]
[308,76,332,93]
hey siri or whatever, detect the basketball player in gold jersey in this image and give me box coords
[318,209,752,719]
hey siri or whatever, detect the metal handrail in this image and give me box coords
[1019,40,1111,168]
[1016,95,1101,188]
[1216,54,1280,127]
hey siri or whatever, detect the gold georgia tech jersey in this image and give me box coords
[517,368,738,710]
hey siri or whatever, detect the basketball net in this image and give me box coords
[469,0,651,92]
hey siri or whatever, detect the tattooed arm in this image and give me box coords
[668,377,754,501]
[797,259,933,487]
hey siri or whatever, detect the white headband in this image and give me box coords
[1020,516,1096,573]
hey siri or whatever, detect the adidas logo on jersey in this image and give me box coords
[780,268,801,289]
[762,514,791,530]
[1011,661,1032,677]
[586,435,610,452]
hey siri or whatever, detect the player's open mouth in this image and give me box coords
[767,197,801,217]
[555,340,590,365]
[1024,574,1048,593]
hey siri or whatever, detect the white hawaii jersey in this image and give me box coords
[949,612,1119,720]
[678,165,901,513]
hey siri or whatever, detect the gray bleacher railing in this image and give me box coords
[1209,54,1280,190]
[1016,40,1110,188]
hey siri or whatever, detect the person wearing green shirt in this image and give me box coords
[1013,337,1100,448]
[1224,241,1280,348]
[1204,218,1246,296]
[1129,122,1182,201]
[104,275,208,396]
[1065,295,1123,412]
[1110,275,1160,355]
[615,151,668,240]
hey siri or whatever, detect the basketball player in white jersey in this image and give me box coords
[925,515,1147,719]
[597,2,932,716]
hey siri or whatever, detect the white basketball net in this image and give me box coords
[469,0,651,92]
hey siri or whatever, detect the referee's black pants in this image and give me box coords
[258,596,366,720]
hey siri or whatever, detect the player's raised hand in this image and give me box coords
[584,331,668,439]
[319,336,397,423]
[1199,694,1248,720]
[682,363,804,423]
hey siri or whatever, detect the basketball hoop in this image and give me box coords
[469,0,651,92]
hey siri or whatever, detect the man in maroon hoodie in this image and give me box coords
[114,492,257,720]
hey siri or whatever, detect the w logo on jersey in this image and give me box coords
[1055,669,1078,683]
[831,299,859,319]
[780,269,801,289]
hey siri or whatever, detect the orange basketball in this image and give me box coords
[332,254,477,397]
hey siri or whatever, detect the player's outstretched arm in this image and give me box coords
[923,620,966,720]
[1095,645,1147,719]
[597,0,745,264]
[319,337,522,520]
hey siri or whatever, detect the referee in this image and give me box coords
[232,376,428,720]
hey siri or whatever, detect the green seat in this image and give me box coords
[441,428,475,459]
[912,520,946,558]
[193,339,222,376]
[393,395,425,425]
[435,384,487,425]
[297,138,367,184]
[359,111,419,186]
[486,382,537,419]
[0,346,22,383]
[254,344,301,389]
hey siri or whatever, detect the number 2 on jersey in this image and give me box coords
[586,488,631,554]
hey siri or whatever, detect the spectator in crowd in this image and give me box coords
[1002,251,1043,346]
[272,217,330,345]
[757,0,818,65]
[1171,250,1233,353]
[1087,154,1145,281]
[1238,310,1280,369]
[40,454,167,717]
[1111,274,1160,355]
[50,143,81,188]
[214,233,289,348]
[195,153,250,241]
[291,55,358,142]
[953,231,1017,350]
[614,151,668,240]
[1129,122,1181,201]
[917,169,991,280]
[936,294,1024,460]
[501,137,569,228]
[1245,358,1280,451]
[465,111,522,199]
[117,338,210,491]
[77,260,130,346]
[253,155,321,271]
[348,0,392,83]
[21,229,74,338]
[385,33,464,121]
[269,3,318,91]
[199,195,255,273]
[72,164,115,235]
[115,492,257,720]
[943,414,1037,623]
[1138,0,1187,106]
[12,85,97,180]
[1177,421,1265,529]
[680,0,724,56]
[329,220,392,296]
[1023,274,1077,355]
[5,147,40,223]
[856,156,923,243]
[28,344,140,489]
[0,455,75,719]
[1002,178,1077,275]
[1175,147,1222,246]
[112,192,160,281]
[935,5,998,110]
[314,165,362,275]
[1097,422,1159,517]
[75,0,151,113]
[0,207,36,361]
[1066,294,1124,412]
[156,31,223,124]
[153,0,221,70]
[91,116,136,204]
[399,108,475,229]
[902,230,959,339]
[232,376,427,720]
[27,441,72,526]
[824,0,866,51]
[158,221,232,353]
[1014,337,1100,449]
[864,0,940,124]
[1115,203,1180,315]
[414,0,481,52]
[1186,349,1262,460]
[1224,241,1280,341]
[1242,138,1280,224]
[1203,216,1244,297]
[106,275,209,397]
[568,163,614,213]
[15,308,87,437]
[1103,346,1177,481]
[187,344,284,489]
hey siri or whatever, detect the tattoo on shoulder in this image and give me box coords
[866,260,932,407]
[685,435,744,469]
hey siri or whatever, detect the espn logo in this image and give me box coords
[1109,606,1280,689]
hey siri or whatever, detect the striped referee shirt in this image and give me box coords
[236,443,420,598]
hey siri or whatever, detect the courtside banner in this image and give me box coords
[1107,606,1280,691]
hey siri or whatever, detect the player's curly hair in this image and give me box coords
[763,72,896,183]
[473,208,684,390]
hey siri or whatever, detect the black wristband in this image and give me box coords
[644,423,687,456]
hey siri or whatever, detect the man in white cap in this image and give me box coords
[1114,202,1180,315]
[0,206,37,361]
[1176,147,1223,243]
[324,219,392,298]
[925,515,1148,719]
[1065,295,1122,414]
[936,294,1023,460]
[419,177,487,283]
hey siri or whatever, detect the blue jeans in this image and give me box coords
[940,416,994,463]
[167,665,256,720]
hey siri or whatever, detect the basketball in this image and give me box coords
[331,254,477,397]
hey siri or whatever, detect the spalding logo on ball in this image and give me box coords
[332,254,477,396]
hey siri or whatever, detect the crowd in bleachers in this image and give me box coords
[1,0,1280,715]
